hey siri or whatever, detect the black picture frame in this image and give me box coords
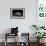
[10,8,25,19]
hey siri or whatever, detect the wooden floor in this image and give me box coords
[0,42,46,46]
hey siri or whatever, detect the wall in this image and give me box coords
[0,0,36,42]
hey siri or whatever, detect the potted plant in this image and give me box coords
[32,25,39,30]
[32,25,46,43]
[33,32,46,43]
[32,24,45,30]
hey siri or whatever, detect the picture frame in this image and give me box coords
[36,0,46,26]
[10,8,25,19]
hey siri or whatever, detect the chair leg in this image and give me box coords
[4,41,7,46]
[4,33,7,46]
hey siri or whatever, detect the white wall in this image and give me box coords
[0,0,36,42]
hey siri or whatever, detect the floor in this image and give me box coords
[0,42,46,46]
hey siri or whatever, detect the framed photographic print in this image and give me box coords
[36,0,46,26]
[37,0,46,18]
[10,8,25,19]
